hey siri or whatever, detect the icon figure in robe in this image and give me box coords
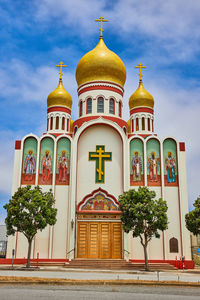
[58,150,69,182]
[148,151,160,181]
[165,151,176,183]
[41,150,52,182]
[131,151,142,182]
[24,150,36,181]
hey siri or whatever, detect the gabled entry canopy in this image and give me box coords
[77,188,120,213]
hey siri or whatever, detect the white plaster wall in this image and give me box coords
[51,185,69,258]
[178,150,191,259]
[76,124,123,205]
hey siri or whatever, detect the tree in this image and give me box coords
[185,197,200,236]
[4,185,57,268]
[118,187,168,271]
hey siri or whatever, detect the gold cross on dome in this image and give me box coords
[135,63,146,80]
[95,16,108,38]
[56,61,67,80]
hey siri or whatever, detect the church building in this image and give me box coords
[6,17,193,268]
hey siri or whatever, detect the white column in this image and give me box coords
[53,116,56,130]
[133,118,136,133]
[150,117,152,132]
[139,117,142,131]
[145,117,148,132]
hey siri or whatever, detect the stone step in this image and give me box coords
[64,259,176,270]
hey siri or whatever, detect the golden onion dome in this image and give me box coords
[47,79,72,109]
[129,80,154,110]
[76,37,126,87]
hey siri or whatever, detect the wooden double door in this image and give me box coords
[77,221,122,259]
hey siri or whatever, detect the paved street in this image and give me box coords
[0,268,200,283]
[0,284,200,300]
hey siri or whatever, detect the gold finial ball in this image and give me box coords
[76,38,126,87]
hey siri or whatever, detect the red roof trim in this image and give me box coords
[47,106,71,114]
[78,85,123,97]
[15,140,21,150]
[130,107,154,115]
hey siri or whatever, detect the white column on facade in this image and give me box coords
[133,118,136,133]
[144,139,147,186]
[59,115,62,130]
[150,117,152,132]
[49,137,57,259]
[65,117,67,131]
[53,116,56,130]
[139,117,142,132]
[160,139,167,260]
[145,117,148,132]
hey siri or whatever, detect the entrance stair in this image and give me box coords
[64,259,177,271]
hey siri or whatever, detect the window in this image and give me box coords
[119,101,122,117]
[132,119,134,132]
[50,117,53,130]
[148,118,150,131]
[109,98,115,114]
[62,117,65,130]
[56,116,59,129]
[152,119,154,132]
[79,101,83,117]
[97,97,104,113]
[136,118,139,131]
[87,98,92,114]
[169,237,178,253]
[142,117,145,130]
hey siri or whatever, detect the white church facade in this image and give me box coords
[6,19,193,268]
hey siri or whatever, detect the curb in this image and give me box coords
[0,276,199,287]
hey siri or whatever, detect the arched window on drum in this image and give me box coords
[97,97,104,113]
[86,98,92,114]
[109,98,115,114]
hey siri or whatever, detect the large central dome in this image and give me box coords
[76,38,126,87]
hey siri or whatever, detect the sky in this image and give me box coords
[0,0,200,224]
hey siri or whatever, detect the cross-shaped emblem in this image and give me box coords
[56,61,67,80]
[89,145,112,183]
[95,16,108,38]
[135,63,146,80]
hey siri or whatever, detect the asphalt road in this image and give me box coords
[0,285,200,300]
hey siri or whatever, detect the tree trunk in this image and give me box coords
[143,244,149,271]
[26,239,32,268]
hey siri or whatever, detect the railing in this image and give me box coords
[66,248,75,256]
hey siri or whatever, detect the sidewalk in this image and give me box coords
[0,267,199,286]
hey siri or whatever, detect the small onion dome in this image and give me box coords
[129,80,154,110]
[47,79,72,109]
[127,119,131,134]
[76,37,126,87]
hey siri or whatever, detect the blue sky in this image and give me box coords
[0,0,200,224]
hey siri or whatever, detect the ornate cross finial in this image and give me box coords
[135,63,146,80]
[95,16,108,38]
[56,61,67,80]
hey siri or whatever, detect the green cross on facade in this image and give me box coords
[89,145,112,183]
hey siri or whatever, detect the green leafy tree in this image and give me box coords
[119,187,168,271]
[185,197,200,236]
[4,185,57,268]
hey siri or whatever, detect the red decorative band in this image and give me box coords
[47,106,71,114]
[128,133,156,138]
[179,142,185,151]
[78,85,123,97]
[15,140,21,150]
[78,81,124,92]
[130,107,154,115]
[73,115,128,131]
